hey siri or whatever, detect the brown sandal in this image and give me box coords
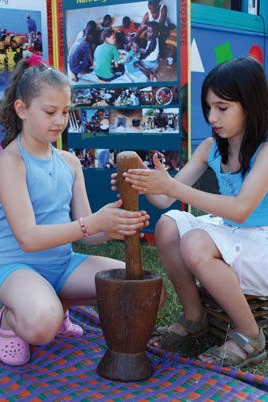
[150,312,209,349]
[199,328,267,368]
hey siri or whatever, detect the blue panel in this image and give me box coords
[191,22,267,152]
[192,3,267,33]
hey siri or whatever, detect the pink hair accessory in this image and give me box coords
[25,54,45,67]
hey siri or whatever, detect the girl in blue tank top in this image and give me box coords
[0,54,149,366]
[122,57,268,368]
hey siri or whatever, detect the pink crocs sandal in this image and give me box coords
[0,306,30,366]
[56,310,83,338]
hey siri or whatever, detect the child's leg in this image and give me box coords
[176,227,264,365]
[0,269,64,366]
[156,215,260,335]
[155,216,204,323]
[58,255,125,303]
[152,215,264,362]
[180,229,259,338]
[158,217,265,365]
[149,72,156,82]
[148,216,206,348]
[135,61,150,80]
[59,254,166,319]
[0,269,64,345]
[71,72,78,82]
[137,60,157,82]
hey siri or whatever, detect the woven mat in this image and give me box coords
[0,306,268,401]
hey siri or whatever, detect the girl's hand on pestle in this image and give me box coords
[105,229,147,241]
[123,152,173,195]
[92,199,150,236]
[111,153,148,194]
[110,172,119,195]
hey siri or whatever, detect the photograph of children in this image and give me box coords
[109,109,143,133]
[65,0,178,85]
[69,148,118,169]
[138,87,154,105]
[135,149,180,171]
[0,7,45,99]
[68,108,109,134]
[113,88,140,106]
[71,86,154,108]
[68,147,181,172]
[68,20,98,83]
[142,107,179,133]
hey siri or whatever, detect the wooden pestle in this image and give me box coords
[117,151,143,280]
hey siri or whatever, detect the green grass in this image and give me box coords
[73,240,268,378]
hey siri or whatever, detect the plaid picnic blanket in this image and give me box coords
[0,306,268,401]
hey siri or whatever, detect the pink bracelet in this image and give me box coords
[79,217,90,238]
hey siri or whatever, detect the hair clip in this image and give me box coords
[25,54,45,67]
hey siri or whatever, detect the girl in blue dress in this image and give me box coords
[0,54,149,366]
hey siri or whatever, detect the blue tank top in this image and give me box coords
[208,139,268,227]
[0,135,74,265]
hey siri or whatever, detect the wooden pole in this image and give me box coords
[117,151,143,280]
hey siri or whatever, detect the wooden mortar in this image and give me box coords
[95,151,162,381]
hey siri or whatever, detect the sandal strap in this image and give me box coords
[153,312,209,349]
[228,328,265,355]
[178,312,208,335]
[202,345,243,366]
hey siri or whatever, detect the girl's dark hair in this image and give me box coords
[201,56,268,175]
[0,57,70,147]
[84,20,97,40]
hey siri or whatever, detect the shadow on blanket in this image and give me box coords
[0,306,268,401]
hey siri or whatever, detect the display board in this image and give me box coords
[53,0,190,233]
[0,0,48,150]
[0,0,48,99]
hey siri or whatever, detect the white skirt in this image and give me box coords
[164,210,268,296]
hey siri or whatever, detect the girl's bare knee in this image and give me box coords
[155,216,179,249]
[180,231,211,271]
[22,303,63,344]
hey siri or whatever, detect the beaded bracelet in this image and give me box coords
[79,217,90,238]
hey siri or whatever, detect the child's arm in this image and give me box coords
[113,46,120,69]
[0,150,148,251]
[111,147,205,209]
[158,5,168,25]
[125,54,133,63]
[140,37,157,59]
[141,12,149,26]
[135,140,211,209]
[124,140,268,223]
[89,54,93,66]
